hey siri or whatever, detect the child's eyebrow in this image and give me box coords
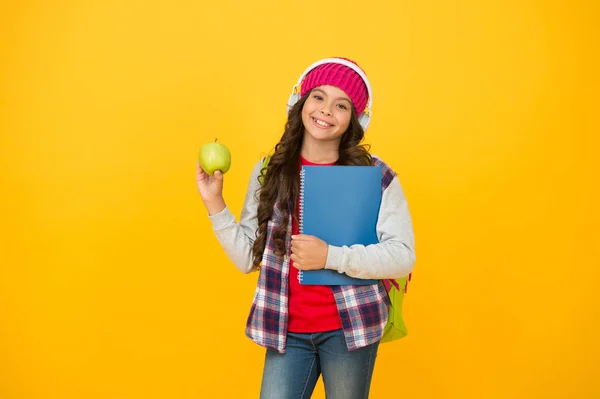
[312,88,352,103]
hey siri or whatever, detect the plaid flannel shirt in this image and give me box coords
[245,158,396,353]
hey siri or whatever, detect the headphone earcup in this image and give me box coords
[357,112,370,131]
[287,92,301,115]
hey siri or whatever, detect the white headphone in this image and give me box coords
[286,57,373,131]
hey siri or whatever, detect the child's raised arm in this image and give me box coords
[198,160,263,274]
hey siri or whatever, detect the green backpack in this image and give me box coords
[380,276,410,343]
[260,155,410,343]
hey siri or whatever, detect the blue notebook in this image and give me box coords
[297,165,382,285]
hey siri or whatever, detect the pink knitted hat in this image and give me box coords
[299,58,369,115]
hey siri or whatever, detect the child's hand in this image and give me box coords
[290,235,328,271]
[197,162,226,215]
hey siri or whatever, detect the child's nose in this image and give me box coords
[320,104,332,116]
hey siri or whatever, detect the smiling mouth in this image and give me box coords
[312,117,333,128]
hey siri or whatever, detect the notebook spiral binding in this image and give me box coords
[297,168,305,283]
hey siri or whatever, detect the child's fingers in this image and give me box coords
[291,234,312,241]
[213,170,224,183]
[197,162,208,180]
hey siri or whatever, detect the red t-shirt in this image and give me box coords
[287,155,343,333]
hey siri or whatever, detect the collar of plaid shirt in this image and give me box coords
[244,158,396,353]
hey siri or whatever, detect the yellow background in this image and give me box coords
[1,0,598,397]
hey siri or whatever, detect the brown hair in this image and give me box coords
[251,91,372,269]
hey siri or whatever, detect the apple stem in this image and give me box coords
[214,138,217,142]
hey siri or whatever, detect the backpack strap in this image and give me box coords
[258,155,271,185]
[383,279,400,291]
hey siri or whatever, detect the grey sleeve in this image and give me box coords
[324,175,416,279]
[207,160,263,274]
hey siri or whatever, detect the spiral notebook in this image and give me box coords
[297,165,382,285]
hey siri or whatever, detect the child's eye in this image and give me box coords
[313,95,323,101]
[337,103,348,110]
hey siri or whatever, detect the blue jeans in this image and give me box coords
[259,329,380,399]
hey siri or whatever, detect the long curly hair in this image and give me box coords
[251,91,372,270]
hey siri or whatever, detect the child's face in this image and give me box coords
[301,85,352,144]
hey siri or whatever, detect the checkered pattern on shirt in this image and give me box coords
[245,157,396,353]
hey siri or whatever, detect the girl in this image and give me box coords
[197,57,415,399]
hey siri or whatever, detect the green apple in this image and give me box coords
[199,139,231,175]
